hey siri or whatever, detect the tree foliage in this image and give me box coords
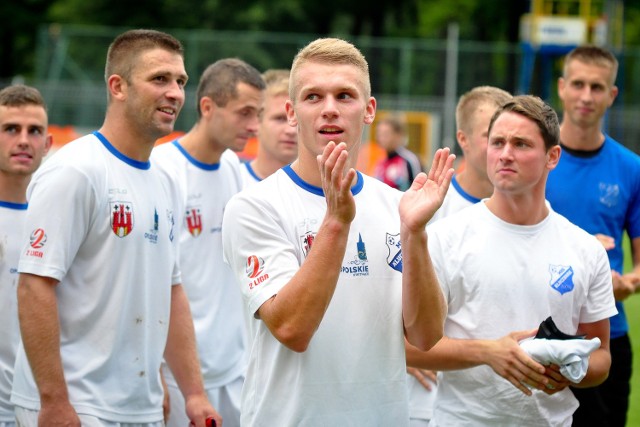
[1,0,639,78]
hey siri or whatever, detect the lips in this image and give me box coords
[319,126,343,136]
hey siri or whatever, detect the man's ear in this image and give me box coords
[285,99,297,127]
[107,74,127,101]
[364,96,376,125]
[547,145,561,170]
[200,96,215,118]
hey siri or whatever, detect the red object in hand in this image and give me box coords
[190,417,216,427]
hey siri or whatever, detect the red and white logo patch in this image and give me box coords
[111,202,134,237]
[29,228,47,248]
[246,255,265,279]
[185,207,203,237]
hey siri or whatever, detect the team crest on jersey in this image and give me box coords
[598,182,619,208]
[341,234,370,276]
[385,233,403,272]
[185,207,203,237]
[25,228,47,259]
[300,230,317,258]
[111,202,134,237]
[144,209,159,244]
[246,255,269,290]
[549,264,574,295]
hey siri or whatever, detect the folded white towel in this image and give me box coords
[519,337,601,383]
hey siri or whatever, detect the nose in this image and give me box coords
[247,113,260,136]
[321,96,339,119]
[284,123,297,138]
[579,86,593,103]
[499,143,514,161]
[166,80,185,105]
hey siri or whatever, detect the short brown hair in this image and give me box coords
[488,95,559,151]
[377,115,406,136]
[563,45,618,85]
[290,38,370,100]
[262,69,290,98]
[0,84,47,110]
[105,29,184,84]
[456,86,512,135]
[196,58,265,116]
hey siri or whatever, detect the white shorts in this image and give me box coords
[0,420,16,427]
[14,407,164,427]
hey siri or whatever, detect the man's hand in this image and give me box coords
[39,399,81,427]
[594,233,615,251]
[317,141,356,225]
[399,147,455,232]
[186,393,222,427]
[612,270,636,301]
[483,329,548,396]
[540,364,572,395]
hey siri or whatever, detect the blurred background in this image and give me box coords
[2,0,639,161]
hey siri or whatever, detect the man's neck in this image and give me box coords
[99,116,156,162]
[455,169,493,200]
[485,189,549,226]
[179,123,225,165]
[559,120,605,151]
[250,156,281,181]
[0,174,30,203]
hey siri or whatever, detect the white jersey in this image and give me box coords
[428,202,617,427]
[429,174,480,224]
[412,173,480,421]
[0,202,27,421]
[239,161,261,188]
[152,142,247,388]
[222,166,410,426]
[12,132,180,423]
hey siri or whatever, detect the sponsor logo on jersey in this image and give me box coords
[598,182,619,208]
[185,207,202,237]
[246,255,268,289]
[111,202,134,237]
[144,209,159,244]
[385,232,403,272]
[341,233,370,276]
[549,264,574,295]
[26,228,47,258]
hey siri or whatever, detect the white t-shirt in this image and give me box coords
[240,161,261,188]
[429,174,480,224]
[427,201,617,427]
[152,142,247,387]
[411,174,481,421]
[12,132,180,423]
[222,166,410,426]
[0,202,27,421]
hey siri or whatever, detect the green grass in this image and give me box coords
[623,233,640,427]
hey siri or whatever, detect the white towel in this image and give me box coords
[519,337,601,383]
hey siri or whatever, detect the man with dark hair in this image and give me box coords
[0,84,51,427]
[410,95,616,426]
[153,57,265,427]
[547,44,640,427]
[12,29,219,427]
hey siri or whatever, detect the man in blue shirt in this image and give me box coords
[546,45,640,427]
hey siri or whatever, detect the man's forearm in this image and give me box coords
[401,228,446,351]
[164,285,206,399]
[17,273,70,403]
